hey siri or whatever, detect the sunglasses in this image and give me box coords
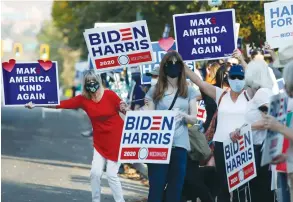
[229,75,244,80]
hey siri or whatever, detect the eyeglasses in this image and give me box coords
[229,75,244,80]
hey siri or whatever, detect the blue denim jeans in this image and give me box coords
[147,147,187,202]
[276,173,291,202]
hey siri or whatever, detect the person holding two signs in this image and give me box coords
[25,70,126,202]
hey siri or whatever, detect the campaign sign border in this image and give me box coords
[118,110,176,164]
[223,124,257,192]
[173,9,236,62]
[84,20,154,73]
[1,61,60,107]
[264,1,293,49]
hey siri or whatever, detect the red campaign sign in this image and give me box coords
[276,138,290,172]
[197,108,205,119]
[119,147,169,161]
[95,56,120,69]
[146,148,169,160]
[228,162,255,189]
[128,51,152,64]
[120,148,140,160]
[94,51,152,70]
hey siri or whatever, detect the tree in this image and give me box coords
[36,20,80,87]
[220,1,272,48]
[51,1,207,59]
[51,1,269,58]
[37,20,66,85]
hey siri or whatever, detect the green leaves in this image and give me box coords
[51,0,269,59]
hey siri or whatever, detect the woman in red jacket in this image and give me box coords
[25,70,126,202]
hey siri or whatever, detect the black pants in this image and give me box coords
[214,142,246,202]
[248,145,275,202]
[181,155,215,202]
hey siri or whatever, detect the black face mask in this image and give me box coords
[164,61,182,78]
[85,81,100,93]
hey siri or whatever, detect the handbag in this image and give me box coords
[188,124,212,161]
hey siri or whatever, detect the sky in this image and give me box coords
[1,1,53,56]
[1,1,52,38]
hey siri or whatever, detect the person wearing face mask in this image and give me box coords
[25,70,126,202]
[235,45,280,95]
[230,59,276,202]
[185,64,250,202]
[146,66,159,87]
[142,51,198,202]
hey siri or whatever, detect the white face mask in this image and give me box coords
[151,78,158,86]
[228,78,245,93]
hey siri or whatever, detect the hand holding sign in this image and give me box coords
[264,42,274,53]
[119,101,129,114]
[230,128,241,142]
[25,101,35,109]
[271,154,287,164]
[232,49,243,61]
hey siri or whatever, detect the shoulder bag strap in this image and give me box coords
[218,90,228,106]
[168,89,180,110]
[244,91,250,101]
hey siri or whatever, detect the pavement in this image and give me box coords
[1,106,148,202]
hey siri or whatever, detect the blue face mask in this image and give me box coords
[228,78,245,93]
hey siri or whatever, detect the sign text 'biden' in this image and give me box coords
[84,21,153,71]
[118,111,176,164]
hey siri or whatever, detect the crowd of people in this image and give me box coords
[25,42,293,202]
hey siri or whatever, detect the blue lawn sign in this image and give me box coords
[173,9,236,61]
[1,61,60,106]
[140,42,195,84]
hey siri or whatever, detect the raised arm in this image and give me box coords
[232,49,248,70]
[264,42,277,62]
[184,65,216,100]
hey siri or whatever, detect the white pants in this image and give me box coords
[90,149,125,202]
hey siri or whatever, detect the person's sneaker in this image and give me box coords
[81,130,93,137]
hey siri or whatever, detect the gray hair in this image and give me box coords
[245,60,274,89]
[82,70,102,99]
[283,60,293,95]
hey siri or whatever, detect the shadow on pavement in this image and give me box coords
[1,107,93,165]
[1,180,93,202]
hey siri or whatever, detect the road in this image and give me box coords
[1,106,148,202]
